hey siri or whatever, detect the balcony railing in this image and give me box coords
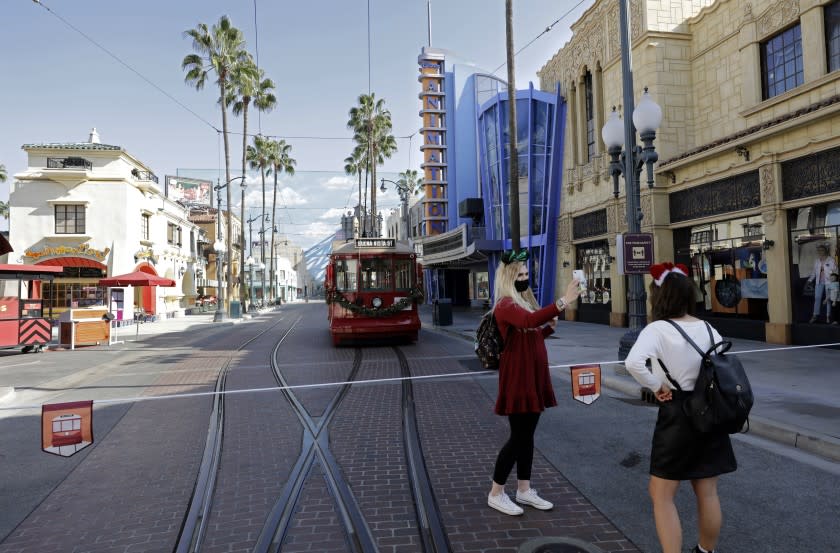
[47,157,92,170]
[131,169,159,183]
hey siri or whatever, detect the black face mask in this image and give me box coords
[514,280,529,292]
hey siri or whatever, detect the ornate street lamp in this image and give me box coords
[212,238,226,322]
[380,178,410,241]
[245,255,255,310]
[258,261,266,306]
[214,175,247,319]
[603,92,662,356]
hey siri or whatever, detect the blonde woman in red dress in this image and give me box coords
[487,250,582,516]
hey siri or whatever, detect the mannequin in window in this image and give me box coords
[806,245,838,323]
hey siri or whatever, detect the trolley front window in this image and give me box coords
[395,259,414,291]
[361,258,392,291]
[335,259,358,292]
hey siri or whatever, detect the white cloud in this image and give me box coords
[319,207,349,220]
[278,187,308,206]
[322,175,354,190]
[302,221,340,239]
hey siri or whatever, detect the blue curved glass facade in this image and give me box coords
[477,81,566,305]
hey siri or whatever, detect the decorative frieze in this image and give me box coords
[669,171,760,223]
[758,0,800,38]
[558,217,572,253]
[781,147,840,201]
[760,164,776,205]
[641,195,652,226]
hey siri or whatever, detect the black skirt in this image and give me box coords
[650,390,737,480]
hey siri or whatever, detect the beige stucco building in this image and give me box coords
[539,0,840,344]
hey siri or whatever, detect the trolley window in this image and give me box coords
[394,259,414,291]
[335,259,358,292]
[361,258,392,291]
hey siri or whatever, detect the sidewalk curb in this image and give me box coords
[426,322,840,463]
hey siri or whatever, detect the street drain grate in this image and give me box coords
[533,545,590,553]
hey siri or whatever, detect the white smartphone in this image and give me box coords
[572,269,588,292]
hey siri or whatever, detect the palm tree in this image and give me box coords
[396,169,423,196]
[344,148,366,236]
[228,56,276,308]
[505,0,521,251]
[267,139,296,302]
[347,93,397,236]
[246,134,272,302]
[183,15,249,307]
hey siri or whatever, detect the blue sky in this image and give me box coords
[1,0,594,247]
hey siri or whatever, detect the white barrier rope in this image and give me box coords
[2,341,839,412]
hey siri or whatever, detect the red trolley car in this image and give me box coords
[0,264,62,353]
[325,238,423,346]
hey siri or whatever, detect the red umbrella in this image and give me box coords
[98,270,176,287]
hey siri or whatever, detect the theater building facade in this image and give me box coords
[539,0,840,344]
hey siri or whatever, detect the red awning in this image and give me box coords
[98,271,176,287]
[37,257,107,270]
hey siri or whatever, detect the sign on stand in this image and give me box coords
[621,233,654,274]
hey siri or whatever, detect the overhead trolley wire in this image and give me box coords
[30,0,221,134]
[491,0,590,75]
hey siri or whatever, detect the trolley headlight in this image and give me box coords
[371,296,383,308]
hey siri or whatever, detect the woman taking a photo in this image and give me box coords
[486,249,581,516]
[624,262,737,553]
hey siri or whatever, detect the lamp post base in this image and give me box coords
[213,310,228,323]
[618,327,643,361]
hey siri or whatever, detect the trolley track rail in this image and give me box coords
[394,346,451,553]
[176,308,451,553]
[173,314,292,553]
[255,343,373,553]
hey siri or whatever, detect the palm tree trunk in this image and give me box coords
[221,79,234,311]
[363,167,369,236]
[260,168,266,302]
[357,169,363,237]
[270,170,278,302]
[371,146,378,237]
[240,105,249,311]
[505,0,520,252]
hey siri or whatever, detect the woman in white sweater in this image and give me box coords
[624,262,736,553]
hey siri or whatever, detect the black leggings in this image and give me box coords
[492,412,541,485]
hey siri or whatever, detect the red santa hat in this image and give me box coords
[649,262,689,287]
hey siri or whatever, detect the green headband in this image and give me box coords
[501,249,529,264]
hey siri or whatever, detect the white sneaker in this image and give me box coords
[516,488,553,510]
[487,492,524,516]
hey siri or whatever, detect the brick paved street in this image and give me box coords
[0,305,639,552]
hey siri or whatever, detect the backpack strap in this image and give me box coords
[663,319,707,357]
[655,358,683,392]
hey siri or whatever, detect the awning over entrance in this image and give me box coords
[37,257,107,270]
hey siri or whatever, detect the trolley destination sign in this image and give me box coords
[355,238,396,249]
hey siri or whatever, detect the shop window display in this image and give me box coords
[788,202,840,323]
[675,216,769,321]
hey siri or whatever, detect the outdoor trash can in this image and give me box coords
[229,300,242,319]
[433,298,453,326]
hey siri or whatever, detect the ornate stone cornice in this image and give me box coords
[757,0,800,38]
